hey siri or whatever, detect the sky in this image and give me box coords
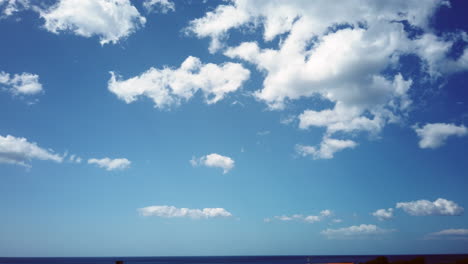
[1,0,468,257]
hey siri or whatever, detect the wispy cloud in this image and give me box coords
[138,205,232,219]
[296,137,357,160]
[266,210,332,223]
[88,157,131,171]
[321,224,395,239]
[426,229,468,240]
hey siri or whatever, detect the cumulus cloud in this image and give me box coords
[143,0,174,14]
[396,198,464,216]
[321,224,394,239]
[414,123,468,149]
[88,157,131,171]
[296,137,357,160]
[372,208,394,221]
[0,134,63,167]
[426,229,468,240]
[39,0,146,45]
[108,56,250,109]
[269,210,332,223]
[138,205,232,219]
[190,153,234,174]
[187,0,468,158]
[0,71,43,96]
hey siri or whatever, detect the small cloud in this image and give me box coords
[413,123,467,149]
[138,205,232,219]
[0,134,63,167]
[321,224,394,239]
[256,130,270,136]
[372,208,394,221]
[190,153,234,174]
[269,210,333,223]
[426,229,468,240]
[0,71,43,96]
[331,218,343,223]
[396,198,464,216]
[143,0,175,14]
[68,154,82,164]
[88,157,131,171]
[280,115,295,125]
[296,137,357,160]
[231,100,245,107]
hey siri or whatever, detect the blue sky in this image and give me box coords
[1,0,468,257]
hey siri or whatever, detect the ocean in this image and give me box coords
[0,255,467,264]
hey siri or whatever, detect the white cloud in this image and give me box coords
[143,0,174,14]
[40,0,146,45]
[256,130,270,136]
[0,0,29,17]
[138,205,232,219]
[0,134,63,167]
[190,153,234,174]
[0,71,43,96]
[188,0,468,158]
[88,157,131,171]
[331,219,343,223]
[296,137,357,160]
[414,123,468,149]
[396,198,464,216]
[280,115,295,125]
[321,224,394,239]
[108,56,250,109]
[372,208,394,221]
[270,210,332,223]
[427,229,468,239]
[68,154,82,164]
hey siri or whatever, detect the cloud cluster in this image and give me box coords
[0,134,63,167]
[187,0,468,158]
[396,198,464,216]
[190,153,234,174]
[0,71,43,96]
[266,210,332,223]
[321,224,393,239]
[372,208,394,221]
[88,157,131,171]
[143,0,174,14]
[109,56,250,109]
[138,205,232,219]
[40,0,146,45]
[414,123,468,149]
